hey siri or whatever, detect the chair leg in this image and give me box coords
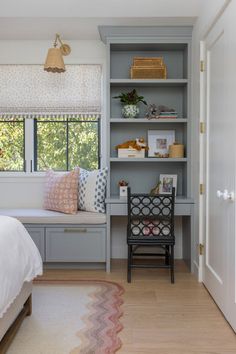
[170,245,175,284]
[127,245,132,283]
[165,245,170,265]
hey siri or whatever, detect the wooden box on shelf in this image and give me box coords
[130,56,167,79]
[133,57,164,67]
[118,148,145,158]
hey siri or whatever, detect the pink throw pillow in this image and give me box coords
[43,169,79,214]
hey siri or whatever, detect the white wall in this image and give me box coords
[191,0,229,277]
[0,38,186,259]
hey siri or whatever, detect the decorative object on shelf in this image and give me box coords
[145,104,159,119]
[169,143,184,158]
[44,33,71,73]
[118,180,129,197]
[159,174,177,196]
[145,104,178,120]
[116,137,148,158]
[113,89,147,118]
[148,130,175,157]
[130,57,167,79]
[150,181,161,196]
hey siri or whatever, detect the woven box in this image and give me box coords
[118,148,145,158]
[169,144,184,158]
[133,57,165,67]
[130,66,167,79]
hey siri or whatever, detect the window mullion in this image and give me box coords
[24,118,34,173]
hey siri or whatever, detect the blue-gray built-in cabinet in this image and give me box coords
[99,26,195,272]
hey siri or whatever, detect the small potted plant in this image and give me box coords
[113,89,147,118]
[118,179,129,197]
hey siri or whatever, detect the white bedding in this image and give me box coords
[0,216,42,318]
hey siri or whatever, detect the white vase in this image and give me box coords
[119,186,128,197]
[122,104,139,118]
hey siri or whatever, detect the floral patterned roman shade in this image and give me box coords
[0,65,102,116]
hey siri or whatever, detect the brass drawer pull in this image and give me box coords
[64,228,87,233]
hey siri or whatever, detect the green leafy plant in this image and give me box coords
[113,89,147,105]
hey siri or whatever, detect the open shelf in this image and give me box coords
[110,79,188,87]
[109,158,187,162]
[110,118,188,123]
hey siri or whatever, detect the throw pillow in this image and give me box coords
[43,169,79,214]
[78,167,108,213]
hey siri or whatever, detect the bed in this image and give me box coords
[0,216,42,353]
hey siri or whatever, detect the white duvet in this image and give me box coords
[0,216,42,318]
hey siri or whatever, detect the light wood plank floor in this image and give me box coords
[39,260,236,354]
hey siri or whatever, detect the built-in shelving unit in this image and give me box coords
[104,28,191,200]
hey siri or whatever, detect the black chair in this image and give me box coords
[127,187,175,283]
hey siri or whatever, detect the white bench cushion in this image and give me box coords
[0,209,106,225]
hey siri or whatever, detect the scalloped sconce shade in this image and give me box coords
[44,48,65,73]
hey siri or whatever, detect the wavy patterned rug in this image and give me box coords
[8,280,124,354]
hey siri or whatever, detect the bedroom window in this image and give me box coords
[34,116,100,171]
[0,117,25,171]
[0,64,102,174]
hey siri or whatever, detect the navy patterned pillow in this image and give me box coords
[78,167,108,213]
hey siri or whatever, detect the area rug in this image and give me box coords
[8,280,124,354]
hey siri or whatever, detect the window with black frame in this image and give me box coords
[0,117,25,171]
[34,115,100,171]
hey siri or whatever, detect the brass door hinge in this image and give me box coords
[200,122,205,134]
[200,184,204,195]
[199,243,204,255]
[200,60,205,72]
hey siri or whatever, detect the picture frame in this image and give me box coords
[159,174,177,195]
[148,130,175,157]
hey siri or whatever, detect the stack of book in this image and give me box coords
[159,111,178,119]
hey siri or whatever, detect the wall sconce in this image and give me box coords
[44,33,71,73]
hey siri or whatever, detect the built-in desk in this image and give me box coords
[105,196,194,272]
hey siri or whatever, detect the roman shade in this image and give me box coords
[0,64,101,116]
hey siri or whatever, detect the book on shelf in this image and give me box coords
[158,112,178,119]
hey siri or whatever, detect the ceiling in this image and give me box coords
[0,0,201,40]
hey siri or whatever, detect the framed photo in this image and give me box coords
[148,130,175,157]
[159,174,177,195]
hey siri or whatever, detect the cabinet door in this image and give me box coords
[25,227,45,261]
[45,227,106,262]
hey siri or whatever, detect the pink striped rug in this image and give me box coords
[34,280,124,354]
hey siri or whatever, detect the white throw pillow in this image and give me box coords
[78,167,108,213]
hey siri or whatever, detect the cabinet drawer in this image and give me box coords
[175,204,192,216]
[25,227,45,261]
[110,204,127,215]
[45,227,106,262]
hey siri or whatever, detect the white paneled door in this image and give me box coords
[203,1,236,331]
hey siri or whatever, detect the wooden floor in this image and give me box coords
[39,260,236,354]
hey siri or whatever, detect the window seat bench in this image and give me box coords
[0,209,108,271]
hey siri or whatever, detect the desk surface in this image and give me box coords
[106,195,194,205]
[106,196,194,216]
